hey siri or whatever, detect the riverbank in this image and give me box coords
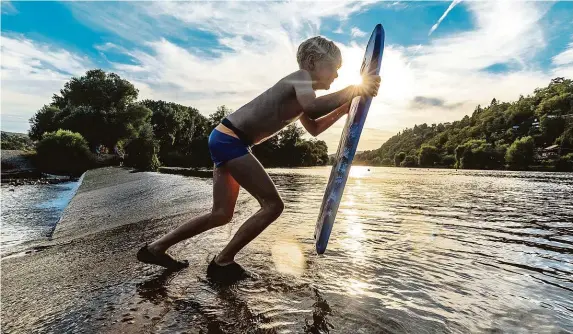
[0,166,242,332]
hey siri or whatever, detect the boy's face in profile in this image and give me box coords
[310,57,341,90]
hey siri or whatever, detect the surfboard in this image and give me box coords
[314,24,385,255]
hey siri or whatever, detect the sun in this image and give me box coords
[337,65,364,86]
[327,47,365,92]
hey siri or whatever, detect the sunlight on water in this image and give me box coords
[271,239,306,277]
[348,165,370,179]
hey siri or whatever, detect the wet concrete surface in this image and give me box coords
[0,167,245,333]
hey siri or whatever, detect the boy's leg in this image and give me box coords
[213,153,284,265]
[146,166,240,254]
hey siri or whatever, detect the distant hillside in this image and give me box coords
[355,77,573,171]
[1,131,35,151]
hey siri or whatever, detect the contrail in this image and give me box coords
[428,0,462,36]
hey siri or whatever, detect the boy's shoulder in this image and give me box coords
[285,69,311,80]
[279,69,312,87]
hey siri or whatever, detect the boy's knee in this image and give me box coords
[265,198,284,218]
[211,209,233,226]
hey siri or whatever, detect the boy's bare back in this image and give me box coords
[226,70,310,145]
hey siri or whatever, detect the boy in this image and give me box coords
[137,36,380,281]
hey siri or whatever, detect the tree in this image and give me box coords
[400,155,417,167]
[506,136,535,169]
[208,105,233,129]
[394,152,406,166]
[29,70,148,150]
[28,106,61,141]
[1,132,35,151]
[52,69,138,111]
[124,123,161,171]
[354,78,572,171]
[455,139,505,169]
[418,145,439,167]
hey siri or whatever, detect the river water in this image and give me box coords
[196,167,573,333]
[1,167,572,333]
[1,177,82,255]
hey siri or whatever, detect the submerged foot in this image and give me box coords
[206,257,253,284]
[136,244,189,270]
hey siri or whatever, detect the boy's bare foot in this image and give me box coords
[136,244,189,270]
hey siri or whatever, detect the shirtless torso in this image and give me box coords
[224,70,307,144]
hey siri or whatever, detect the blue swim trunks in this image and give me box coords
[208,118,253,167]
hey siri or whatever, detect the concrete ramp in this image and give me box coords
[52,167,212,241]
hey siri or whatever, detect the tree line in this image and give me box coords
[355,78,573,171]
[26,69,329,174]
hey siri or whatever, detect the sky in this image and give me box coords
[2,1,573,153]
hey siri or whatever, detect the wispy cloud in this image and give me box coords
[351,27,367,38]
[1,36,90,132]
[553,40,573,66]
[429,0,462,36]
[1,1,18,15]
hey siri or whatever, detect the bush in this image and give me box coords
[35,129,94,175]
[381,158,393,166]
[506,136,535,169]
[554,153,573,172]
[1,132,35,151]
[400,155,418,167]
[455,139,505,169]
[394,152,406,166]
[418,145,439,167]
[124,124,161,171]
[441,154,456,167]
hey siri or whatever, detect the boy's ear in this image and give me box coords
[308,55,315,71]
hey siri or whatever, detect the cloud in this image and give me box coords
[87,1,380,114]
[1,36,90,132]
[552,38,573,78]
[552,40,573,66]
[357,1,559,147]
[351,27,367,38]
[1,1,18,15]
[429,0,462,36]
[3,1,570,154]
[411,96,464,110]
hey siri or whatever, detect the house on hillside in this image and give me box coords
[538,144,560,160]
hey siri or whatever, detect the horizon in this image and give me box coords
[2,1,573,154]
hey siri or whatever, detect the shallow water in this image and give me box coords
[2,167,572,333]
[1,179,81,255]
[180,167,572,333]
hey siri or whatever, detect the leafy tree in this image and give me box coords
[418,145,439,167]
[28,106,61,141]
[400,155,417,167]
[394,152,406,166]
[124,123,161,171]
[208,105,233,129]
[29,70,148,150]
[1,132,35,151]
[506,136,535,169]
[51,69,138,111]
[354,78,573,171]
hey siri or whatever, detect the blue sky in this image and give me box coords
[2,1,573,153]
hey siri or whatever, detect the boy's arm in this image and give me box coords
[299,101,351,136]
[293,70,357,120]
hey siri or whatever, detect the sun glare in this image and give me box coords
[337,66,364,86]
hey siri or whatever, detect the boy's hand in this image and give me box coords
[357,75,381,97]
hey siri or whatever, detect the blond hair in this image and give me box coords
[296,36,342,69]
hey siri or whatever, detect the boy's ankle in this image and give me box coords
[148,242,166,254]
[214,255,235,266]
